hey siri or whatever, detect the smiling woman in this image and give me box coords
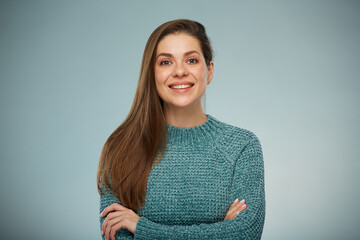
[154,33,214,122]
[97,19,265,240]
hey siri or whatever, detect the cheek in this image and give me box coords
[154,74,167,100]
[154,68,169,84]
[154,78,162,96]
[196,67,208,83]
[155,75,165,94]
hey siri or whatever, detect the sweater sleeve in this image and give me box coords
[133,135,266,240]
[99,186,134,239]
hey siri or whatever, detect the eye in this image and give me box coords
[160,60,171,66]
[187,58,198,64]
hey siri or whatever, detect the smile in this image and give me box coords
[169,84,194,89]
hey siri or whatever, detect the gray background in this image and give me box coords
[1,0,359,239]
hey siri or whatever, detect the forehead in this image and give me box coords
[156,33,201,55]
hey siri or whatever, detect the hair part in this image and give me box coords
[97,19,213,210]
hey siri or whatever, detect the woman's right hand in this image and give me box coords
[224,198,247,220]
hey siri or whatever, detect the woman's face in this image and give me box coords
[154,33,214,111]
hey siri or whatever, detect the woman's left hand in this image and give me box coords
[100,203,140,240]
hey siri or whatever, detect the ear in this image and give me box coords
[207,61,214,85]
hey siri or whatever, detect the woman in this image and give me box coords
[97,19,265,240]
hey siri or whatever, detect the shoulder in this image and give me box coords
[210,115,260,144]
[209,115,262,160]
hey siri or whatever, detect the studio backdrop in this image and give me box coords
[1,0,359,239]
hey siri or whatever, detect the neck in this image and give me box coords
[163,102,207,128]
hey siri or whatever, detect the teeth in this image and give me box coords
[170,84,192,89]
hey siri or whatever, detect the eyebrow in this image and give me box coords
[156,50,200,60]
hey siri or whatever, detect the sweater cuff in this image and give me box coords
[134,216,162,240]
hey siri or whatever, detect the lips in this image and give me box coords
[170,84,193,89]
[169,82,194,89]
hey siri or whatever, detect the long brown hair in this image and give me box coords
[97,19,213,210]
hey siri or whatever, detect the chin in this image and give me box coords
[168,98,201,109]
[171,102,193,108]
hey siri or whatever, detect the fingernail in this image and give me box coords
[241,204,247,209]
[236,211,240,215]
[240,199,245,204]
[234,198,239,203]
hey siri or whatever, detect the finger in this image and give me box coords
[225,212,235,220]
[110,222,124,240]
[101,203,124,217]
[100,203,122,218]
[236,204,247,216]
[225,199,247,220]
[228,198,239,211]
[240,203,247,211]
[228,199,245,216]
[235,199,245,208]
[106,216,125,240]
[226,207,237,218]
[225,200,238,219]
[227,203,248,219]
[237,199,246,211]
[102,212,122,235]
[234,200,246,214]
[105,219,116,240]
[107,211,123,221]
[226,209,240,220]
[102,214,110,235]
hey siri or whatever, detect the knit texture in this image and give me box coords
[99,115,265,239]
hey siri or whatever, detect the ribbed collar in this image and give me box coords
[166,115,221,146]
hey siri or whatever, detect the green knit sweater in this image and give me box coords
[100,115,265,239]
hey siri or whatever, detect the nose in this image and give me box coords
[172,62,188,77]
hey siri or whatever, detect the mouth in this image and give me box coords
[169,84,194,89]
